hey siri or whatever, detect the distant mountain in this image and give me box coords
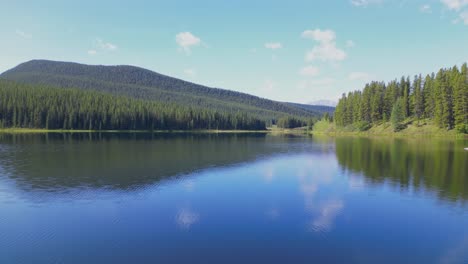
[0,60,333,122]
[285,102,335,115]
[308,100,337,107]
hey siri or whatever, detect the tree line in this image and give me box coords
[0,80,266,130]
[334,63,468,132]
[1,60,326,123]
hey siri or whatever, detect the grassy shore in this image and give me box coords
[311,119,467,138]
[3,121,465,138]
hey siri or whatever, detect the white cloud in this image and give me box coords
[265,42,282,50]
[420,4,432,13]
[346,40,355,48]
[15,30,32,39]
[176,32,201,54]
[440,0,468,10]
[460,10,468,24]
[350,0,382,7]
[348,72,373,81]
[184,68,197,77]
[89,39,117,54]
[302,29,336,43]
[96,38,117,51]
[302,29,347,62]
[299,66,320,77]
[305,44,347,62]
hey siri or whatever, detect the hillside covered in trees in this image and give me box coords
[0,60,331,124]
[0,80,266,130]
[334,63,468,133]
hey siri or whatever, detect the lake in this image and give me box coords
[0,133,467,264]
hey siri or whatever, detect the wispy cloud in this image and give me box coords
[96,39,117,51]
[420,4,432,13]
[15,29,32,39]
[302,29,347,62]
[302,29,336,43]
[265,42,282,50]
[346,40,355,48]
[176,32,201,54]
[350,0,383,7]
[460,10,468,24]
[440,0,468,26]
[88,38,118,55]
[299,65,320,77]
[440,0,468,11]
[184,68,197,77]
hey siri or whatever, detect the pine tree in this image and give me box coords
[344,92,354,125]
[453,63,468,132]
[334,94,346,127]
[359,85,372,124]
[383,81,396,121]
[423,74,435,118]
[400,76,410,118]
[352,91,362,123]
[391,98,405,132]
[370,82,384,123]
[412,74,424,124]
[434,70,454,129]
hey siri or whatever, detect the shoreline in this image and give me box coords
[0,127,310,134]
[310,131,468,138]
[0,128,271,134]
[0,127,465,138]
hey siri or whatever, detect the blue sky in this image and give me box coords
[1,0,467,104]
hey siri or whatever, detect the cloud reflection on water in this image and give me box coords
[176,208,199,230]
[297,155,344,233]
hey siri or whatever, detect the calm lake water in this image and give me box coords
[0,133,467,264]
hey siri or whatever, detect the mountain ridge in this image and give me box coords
[0,60,333,122]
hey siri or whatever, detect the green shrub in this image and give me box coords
[354,121,371,131]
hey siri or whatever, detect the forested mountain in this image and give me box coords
[0,80,266,130]
[0,60,331,123]
[334,63,468,133]
[285,102,335,114]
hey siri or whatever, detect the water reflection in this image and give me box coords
[0,134,466,207]
[439,235,468,264]
[176,207,200,230]
[0,134,467,263]
[335,137,468,203]
[0,133,287,192]
[310,199,344,232]
[265,208,280,220]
